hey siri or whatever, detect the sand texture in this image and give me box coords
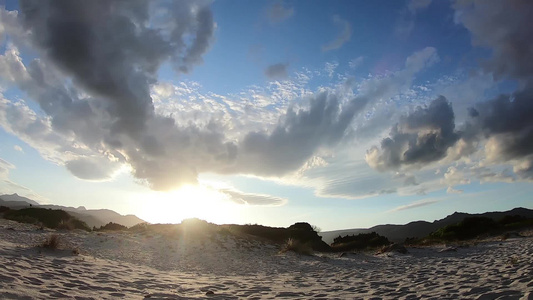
[0,219,532,299]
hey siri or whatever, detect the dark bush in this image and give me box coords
[97,222,128,231]
[4,208,90,231]
[41,234,61,249]
[227,222,331,252]
[128,222,151,232]
[331,232,390,252]
[430,217,498,240]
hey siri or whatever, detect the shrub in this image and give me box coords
[41,234,61,249]
[128,222,150,232]
[280,238,313,256]
[331,232,390,252]
[4,208,90,231]
[97,222,128,231]
[430,217,498,240]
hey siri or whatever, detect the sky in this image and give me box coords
[0,0,532,231]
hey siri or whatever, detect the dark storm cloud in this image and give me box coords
[264,63,289,80]
[10,0,235,190]
[19,0,214,136]
[367,0,533,177]
[2,1,438,190]
[467,88,533,178]
[234,90,370,176]
[366,96,460,171]
[454,0,533,179]
[454,0,533,82]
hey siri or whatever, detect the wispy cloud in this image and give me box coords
[322,16,351,52]
[267,2,294,24]
[264,63,289,80]
[388,198,440,212]
[221,189,288,206]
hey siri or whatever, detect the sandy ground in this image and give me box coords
[0,219,532,299]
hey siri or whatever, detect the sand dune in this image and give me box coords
[0,219,532,299]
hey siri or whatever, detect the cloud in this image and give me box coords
[451,0,533,180]
[18,0,215,136]
[0,1,238,190]
[408,0,432,13]
[394,15,415,39]
[13,145,23,152]
[443,166,470,185]
[349,56,364,69]
[454,0,533,82]
[322,16,351,52]
[0,158,14,177]
[65,157,123,181]
[267,2,294,24]
[264,63,289,80]
[446,186,463,194]
[0,157,41,197]
[230,47,439,177]
[388,198,439,212]
[324,62,339,78]
[395,0,432,39]
[366,96,460,171]
[221,189,287,206]
[1,0,445,195]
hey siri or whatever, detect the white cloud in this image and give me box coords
[324,62,339,78]
[446,186,463,194]
[221,189,287,206]
[388,198,439,212]
[349,56,364,69]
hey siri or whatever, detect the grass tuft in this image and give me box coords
[280,238,313,256]
[41,234,61,249]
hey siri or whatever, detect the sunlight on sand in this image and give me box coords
[132,183,243,225]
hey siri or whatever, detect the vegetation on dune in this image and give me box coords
[40,234,61,249]
[4,207,90,231]
[0,206,10,213]
[95,222,128,231]
[226,222,331,252]
[430,217,498,241]
[330,232,390,252]
[408,215,533,245]
[279,238,314,255]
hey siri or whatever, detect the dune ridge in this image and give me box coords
[1,218,532,299]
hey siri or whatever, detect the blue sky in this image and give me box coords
[1,0,532,231]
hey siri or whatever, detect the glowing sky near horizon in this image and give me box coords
[0,0,532,230]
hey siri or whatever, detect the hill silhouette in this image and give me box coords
[3,207,90,231]
[320,207,533,244]
[0,194,144,228]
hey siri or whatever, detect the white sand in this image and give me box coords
[0,219,532,299]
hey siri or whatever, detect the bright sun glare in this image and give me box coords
[133,184,242,225]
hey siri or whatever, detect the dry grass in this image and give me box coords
[40,234,61,249]
[279,238,313,256]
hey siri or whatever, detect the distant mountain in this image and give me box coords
[320,207,533,244]
[0,194,145,228]
[0,193,40,206]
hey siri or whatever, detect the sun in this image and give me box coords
[132,183,242,225]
